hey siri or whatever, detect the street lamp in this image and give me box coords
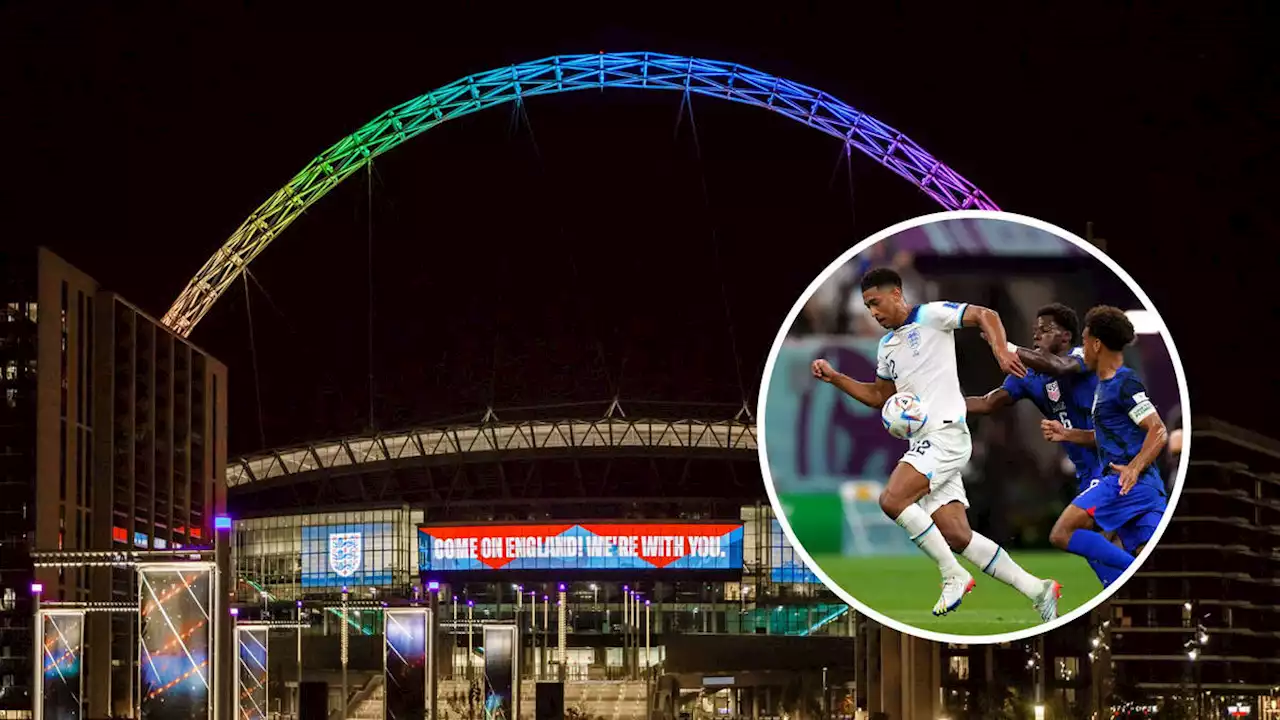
[340,587,350,719]
[644,600,651,673]
[296,600,304,720]
[467,599,475,679]
[1033,704,1045,720]
[557,584,567,681]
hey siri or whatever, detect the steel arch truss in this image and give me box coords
[163,51,998,335]
[227,416,757,487]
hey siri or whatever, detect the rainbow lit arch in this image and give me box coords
[162,52,998,336]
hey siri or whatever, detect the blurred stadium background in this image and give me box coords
[766,217,1186,563]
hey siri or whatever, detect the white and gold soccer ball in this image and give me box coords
[881,392,929,440]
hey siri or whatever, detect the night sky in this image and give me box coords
[2,3,1271,456]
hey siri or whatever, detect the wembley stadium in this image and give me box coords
[223,403,858,720]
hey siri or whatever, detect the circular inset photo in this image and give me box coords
[758,210,1190,643]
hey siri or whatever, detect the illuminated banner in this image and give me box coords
[419,523,744,572]
[236,626,269,720]
[384,609,431,720]
[301,522,395,588]
[39,610,84,720]
[483,625,518,720]
[139,563,214,720]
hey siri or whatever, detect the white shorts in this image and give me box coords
[898,421,972,516]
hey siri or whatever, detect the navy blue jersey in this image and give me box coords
[1001,346,1102,483]
[1092,366,1164,489]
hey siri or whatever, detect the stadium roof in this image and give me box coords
[226,401,757,489]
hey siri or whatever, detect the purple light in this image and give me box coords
[214,516,233,531]
[30,582,43,594]
[467,599,474,607]
[646,600,651,606]
[341,586,349,595]
[296,600,303,608]
[230,607,239,616]
[427,581,440,592]
[543,595,548,601]
[623,585,629,591]
[558,583,566,592]
[452,595,458,602]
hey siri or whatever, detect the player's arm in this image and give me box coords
[1116,382,1168,475]
[1041,420,1096,446]
[959,304,1028,378]
[1015,346,1086,376]
[967,373,1026,415]
[811,358,895,410]
[966,387,1014,415]
[1126,413,1169,474]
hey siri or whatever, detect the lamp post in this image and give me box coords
[644,600,651,674]
[467,600,475,680]
[31,582,42,720]
[427,582,440,720]
[542,594,549,680]
[515,585,524,680]
[557,584,567,681]
[296,600,303,720]
[341,586,350,720]
[622,586,630,679]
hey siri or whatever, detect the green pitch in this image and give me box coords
[812,550,1103,636]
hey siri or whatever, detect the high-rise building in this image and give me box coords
[0,247,228,717]
[1105,417,1280,716]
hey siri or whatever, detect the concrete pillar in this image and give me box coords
[904,635,940,719]
[878,626,902,720]
[863,621,881,717]
[86,596,111,716]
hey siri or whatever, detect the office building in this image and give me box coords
[0,247,228,717]
[1105,417,1280,716]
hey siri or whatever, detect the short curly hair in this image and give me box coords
[1036,303,1080,344]
[860,267,902,293]
[1083,305,1135,351]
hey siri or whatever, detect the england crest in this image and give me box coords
[906,328,922,355]
[328,532,362,578]
[1046,381,1061,403]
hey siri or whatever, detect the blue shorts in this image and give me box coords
[1071,470,1167,553]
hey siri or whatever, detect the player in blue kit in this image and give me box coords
[1040,305,1169,582]
[965,303,1101,488]
[963,304,1122,587]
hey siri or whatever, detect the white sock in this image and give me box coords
[962,531,1043,599]
[894,505,964,576]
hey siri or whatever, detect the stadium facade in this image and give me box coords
[223,410,1121,720]
[225,412,865,720]
[0,247,229,717]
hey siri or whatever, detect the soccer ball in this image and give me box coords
[881,392,929,440]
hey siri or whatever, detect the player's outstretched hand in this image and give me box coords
[1041,419,1068,442]
[1111,462,1140,495]
[811,358,836,383]
[996,347,1028,378]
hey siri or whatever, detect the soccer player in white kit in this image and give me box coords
[812,268,1062,621]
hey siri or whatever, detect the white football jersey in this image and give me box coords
[876,301,969,426]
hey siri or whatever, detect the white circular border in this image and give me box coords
[757,209,1192,645]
